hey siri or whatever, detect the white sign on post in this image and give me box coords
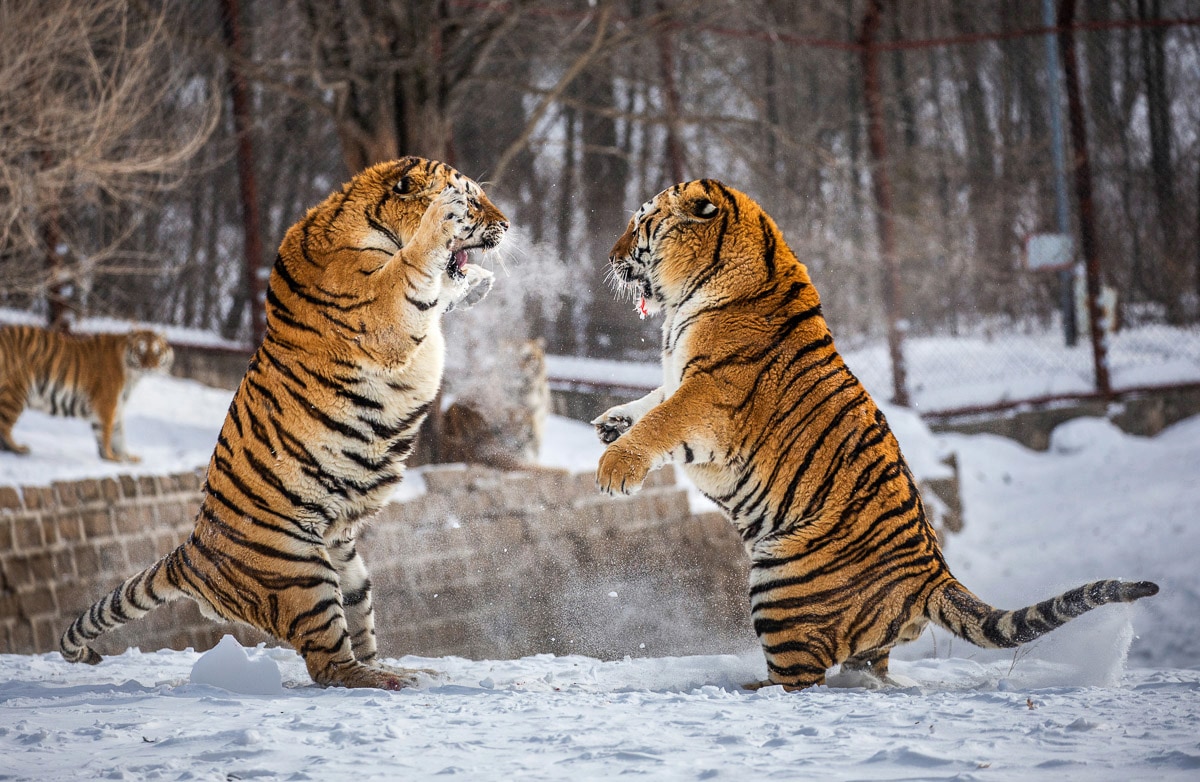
[1025,232,1074,271]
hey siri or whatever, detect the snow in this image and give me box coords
[2,375,1199,780]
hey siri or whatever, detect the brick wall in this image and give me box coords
[0,464,758,661]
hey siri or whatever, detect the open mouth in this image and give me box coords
[447,247,471,280]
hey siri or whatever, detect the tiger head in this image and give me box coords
[289,157,509,289]
[609,179,788,316]
[124,330,174,373]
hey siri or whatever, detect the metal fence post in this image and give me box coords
[860,0,910,407]
[1058,0,1112,395]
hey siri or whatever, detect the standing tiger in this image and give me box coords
[593,180,1158,690]
[0,325,173,462]
[60,157,509,689]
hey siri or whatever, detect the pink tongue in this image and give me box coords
[453,249,468,269]
[637,297,649,319]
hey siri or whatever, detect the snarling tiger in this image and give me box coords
[593,180,1158,690]
[61,157,508,689]
[0,325,173,462]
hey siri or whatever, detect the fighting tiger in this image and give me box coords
[593,179,1158,690]
[0,325,173,462]
[61,157,508,689]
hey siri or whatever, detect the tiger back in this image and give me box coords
[0,325,173,462]
[593,180,1158,690]
[60,158,508,689]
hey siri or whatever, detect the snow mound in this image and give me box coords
[189,635,284,696]
[1049,415,1131,454]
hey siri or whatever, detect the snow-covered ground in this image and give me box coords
[1,374,1198,780]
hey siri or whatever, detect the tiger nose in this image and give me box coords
[610,228,634,261]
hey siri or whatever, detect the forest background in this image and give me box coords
[2,0,1198,410]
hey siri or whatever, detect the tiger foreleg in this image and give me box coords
[591,387,665,444]
[596,381,724,495]
[93,413,139,463]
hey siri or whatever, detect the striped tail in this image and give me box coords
[928,577,1159,648]
[59,548,189,664]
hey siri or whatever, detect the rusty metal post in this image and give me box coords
[860,0,910,407]
[1057,0,1112,395]
[220,0,266,347]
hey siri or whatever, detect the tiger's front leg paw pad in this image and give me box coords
[591,412,633,444]
[596,442,651,496]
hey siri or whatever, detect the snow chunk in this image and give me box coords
[190,635,284,696]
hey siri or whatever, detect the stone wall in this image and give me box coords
[925,384,1200,451]
[0,464,758,662]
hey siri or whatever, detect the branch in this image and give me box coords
[489,4,613,187]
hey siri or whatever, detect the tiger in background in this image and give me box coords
[593,180,1158,690]
[61,157,509,689]
[0,325,173,462]
[440,338,549,470]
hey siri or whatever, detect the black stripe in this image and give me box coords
[760,214,776,279]
[406,294,438,311]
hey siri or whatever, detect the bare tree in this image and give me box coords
[294,0,528,172]
[0,0,218,327]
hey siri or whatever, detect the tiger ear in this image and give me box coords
[392,176,413,196]
[690,198,718,219]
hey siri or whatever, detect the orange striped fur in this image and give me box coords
[0,325,172,461]
[61,158,508,689]
[595,180,1157,690]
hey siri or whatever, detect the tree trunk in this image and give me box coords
[1137,0,1186,321]
[575,64,635,358]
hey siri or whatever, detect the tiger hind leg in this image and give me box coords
[327,537,380,664]
[742,635,830,692]
[326,537,433,686]
[840,648,896,686]
[0,380,30,454]
[61,554,188,664]
[252,542,411,690]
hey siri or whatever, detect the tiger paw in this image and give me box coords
[446,263,494,312]
[415,187,470,258]
[322,662,422,690]
[372,663,440,687]
[596,441,651,496]
[100,450,140,463]
[0,437,30,455]
[591,410,633,444]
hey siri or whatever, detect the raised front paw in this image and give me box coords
[446,262,494,312]
[417,187,471,254]
[591,410,633,444]
[596,441,651,496]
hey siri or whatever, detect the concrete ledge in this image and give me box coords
[927,383,1200,450]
